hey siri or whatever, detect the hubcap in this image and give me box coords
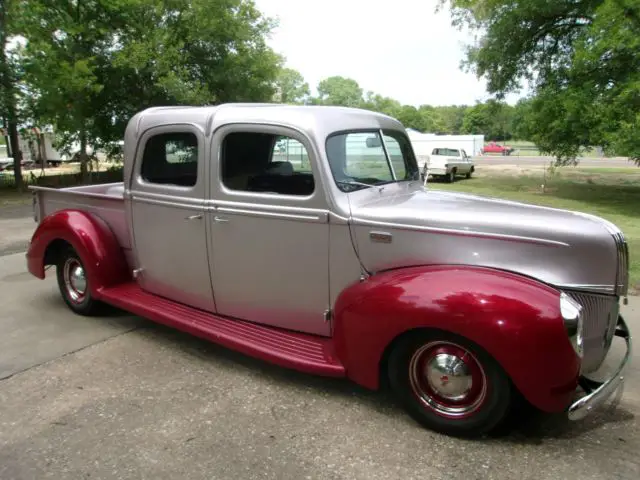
[409,341,487,419]
[63,258,86,303]
[426,353,473,401]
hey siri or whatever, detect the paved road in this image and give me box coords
[0,245,639,479]
[472,155,637,168]
[0,203,35,257]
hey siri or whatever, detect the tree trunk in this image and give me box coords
[79,127,89,183]
[8,118,22,190]
[0,0,23,191]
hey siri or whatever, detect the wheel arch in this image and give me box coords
[333,264,581,413]
[26,209,130,295]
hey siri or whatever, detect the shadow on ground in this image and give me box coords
[93,305,635,445]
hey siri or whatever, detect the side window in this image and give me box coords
[221,131,315,196]
[140,132,198,187]
[382,135,406,180]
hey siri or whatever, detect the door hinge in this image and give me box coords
[323,309,332,322]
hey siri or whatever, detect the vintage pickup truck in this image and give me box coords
[26,104,631,437]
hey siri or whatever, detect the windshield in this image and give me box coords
[325,129,420,192]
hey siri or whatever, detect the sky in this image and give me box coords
[253,0,526,107]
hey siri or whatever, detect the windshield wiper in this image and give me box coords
[336,180,375,189]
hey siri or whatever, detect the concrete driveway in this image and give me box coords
[0,248,639,479]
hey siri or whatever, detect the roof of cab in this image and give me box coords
[126,103,405,140]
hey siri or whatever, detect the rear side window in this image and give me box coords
[141,132,198,187]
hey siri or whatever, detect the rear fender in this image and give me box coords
[333,265,581,413]
[26,209,129,295]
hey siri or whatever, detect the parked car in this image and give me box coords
[481,142,514,156]
[422,147,475,182]
[26,104,631,437]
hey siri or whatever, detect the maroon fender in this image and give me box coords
[333,265,581,413]
[26,209,129,295]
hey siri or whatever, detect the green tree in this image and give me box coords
[361,91,401,116]
[417,105,445,133]
[462,100,515,140]
[433,105,468,134]
[17,0,282,178]
[441,0,640,164]
[511,98,535,141]
[273,67,310,104]
[316,76,363,107]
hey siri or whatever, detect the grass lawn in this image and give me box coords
[429,166,640,294]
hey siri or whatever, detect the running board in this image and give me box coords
[97,283,345,377]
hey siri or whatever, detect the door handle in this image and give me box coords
[214,216,229,223]
[185,214,203,220]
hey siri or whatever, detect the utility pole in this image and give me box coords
[0,0,24,191]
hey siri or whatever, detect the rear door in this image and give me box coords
[129,125,215,313]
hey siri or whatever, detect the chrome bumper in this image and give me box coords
[568,315,632,420]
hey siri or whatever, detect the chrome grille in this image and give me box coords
[614,231,629,296]
[565,291,619,373]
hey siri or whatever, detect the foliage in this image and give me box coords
[461,99,515,140]
[11,0,283,175]
[273,67,310,104]
[310,75,524,139]
[441,0,640,164]
[316,76,364,107]
[10,0,633,166]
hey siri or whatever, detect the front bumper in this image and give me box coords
[567,315,632,420]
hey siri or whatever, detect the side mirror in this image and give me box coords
[366,136,381,148]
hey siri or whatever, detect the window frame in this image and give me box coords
[324,127,420,193]
[133,123,205,198]
[210,122,328,209]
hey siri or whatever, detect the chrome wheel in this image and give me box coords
[63,258,87,304]
[408,341,488,419]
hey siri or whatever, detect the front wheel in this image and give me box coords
[56,246,104,316]
[387,330,512,437]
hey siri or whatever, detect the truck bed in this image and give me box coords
[31,182,132,264]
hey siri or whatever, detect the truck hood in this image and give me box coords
[348,186,622,294]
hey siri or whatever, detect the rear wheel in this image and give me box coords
[387,330,512,437]
[56,246,104,316]
[446,170,455,183]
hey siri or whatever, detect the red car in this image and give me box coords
[482,142,514,156]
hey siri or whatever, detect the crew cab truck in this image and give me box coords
[423,147,475,183]
[26,104,631,437]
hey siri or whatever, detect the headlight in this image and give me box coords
[560,292,583,358]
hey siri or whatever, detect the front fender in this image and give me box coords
[26,209,129,295]
[333,265,581,413]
